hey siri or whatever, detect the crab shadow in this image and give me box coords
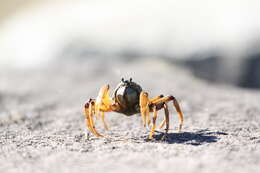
[144,129,228,145]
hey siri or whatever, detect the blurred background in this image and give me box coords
[1,0,260,88]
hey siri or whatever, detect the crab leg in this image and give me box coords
[101,112,109,130]
[147,95,164,126]
[84,103,96,134]
[173,98,184,132]
[159,119,166,129]
[163,103,170,134]
[150,95,163,103]
[87,101,103,137]
[158,103,170,140]
[159,104,169,130]
[146,109,151,126]
[84,102,100,136]
[149,106,158,139]
[151,95,165,128]
[153,96,184,132]
[140,92,150,127]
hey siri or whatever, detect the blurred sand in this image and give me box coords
[0,58,260,173]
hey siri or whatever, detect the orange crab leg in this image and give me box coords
[163,103,170,134]
[138,94,163,128]
[84,103,97,135]
[147,95,164,126]
[150,95,163,103]
[159,119,166,129]
[149,106,158,139]
[140,92,150,127]
[173,98,184,132]
[159,104,169,130]
[101,111,109,130]
[146,109,151,126]
[152,96,184,132]
[87,101,103,137]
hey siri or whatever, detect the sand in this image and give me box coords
[0,58,259,173]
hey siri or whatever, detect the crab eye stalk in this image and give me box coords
[130,78,132,82]
[121,78,124,82]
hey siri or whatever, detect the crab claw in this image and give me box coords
[140,92,150,127]
[96,85,112,111]
[84,101,103,137]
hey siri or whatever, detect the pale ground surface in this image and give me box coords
[0,58,260,173]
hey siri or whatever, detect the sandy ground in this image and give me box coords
[0,58,259,173]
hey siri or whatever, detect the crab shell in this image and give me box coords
[113,79,143,116]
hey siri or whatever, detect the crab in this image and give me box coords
[84,78,184,139]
